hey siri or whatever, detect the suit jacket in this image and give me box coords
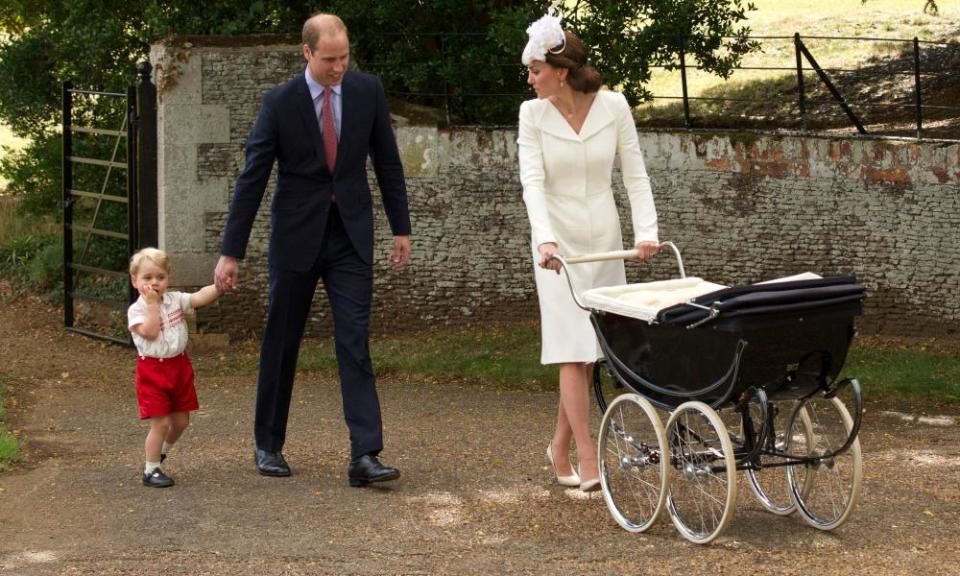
[221,70,411,271]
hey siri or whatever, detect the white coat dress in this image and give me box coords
[518,90,658,364]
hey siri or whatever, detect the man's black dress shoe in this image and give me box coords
[347,454,400,487]
[255,448,291,477]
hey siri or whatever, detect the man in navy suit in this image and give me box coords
[214,12,411,486]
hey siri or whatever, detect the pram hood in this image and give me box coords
[657,275,865,326]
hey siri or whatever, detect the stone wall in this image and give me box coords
[151,38,960,338]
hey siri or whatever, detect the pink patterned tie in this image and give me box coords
[322,88,337,174]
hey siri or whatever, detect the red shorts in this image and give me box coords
[135,353,199,419]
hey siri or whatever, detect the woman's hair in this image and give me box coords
[545,32,602,93]
[129,247,170,276]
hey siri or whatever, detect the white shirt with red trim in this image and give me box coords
[127,291,194,358]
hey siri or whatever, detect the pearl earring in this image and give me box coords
[560,80,565,88]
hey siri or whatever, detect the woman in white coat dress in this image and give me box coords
[518,16,659,492]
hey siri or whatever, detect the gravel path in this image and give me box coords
[1,296,958,575]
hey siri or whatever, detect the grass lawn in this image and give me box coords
[0,197,52,247]
[0,197,25,245]
[295,323,960,405]
[0,381,20,471]
[0,123,25,144]
[0,122,26,150]
[0,122,29,191]
[746,0,954,37]
[637,0,960,133]
[297,323,555,390]
[842,346,960,404]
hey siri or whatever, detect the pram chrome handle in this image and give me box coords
[551,241,687,312]
[563,249,641,264]
[560,241,686,278]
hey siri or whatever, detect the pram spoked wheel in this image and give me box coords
[738,398,816,516]
[554,244,867,543]
[786,393,863,530]
[598,393,668,532]
[665,401,737,544]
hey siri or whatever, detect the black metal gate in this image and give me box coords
[62,63,157,345]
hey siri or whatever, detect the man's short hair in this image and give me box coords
[302,13,348,51]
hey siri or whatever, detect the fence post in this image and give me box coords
[913,37,923,140]
[679,45,692,129]
[441,32,451,126]
[795,36,866,134]
[795,33,806,128]
[137,61,158,248]
[62,82,74,330]
[126,84,139,304]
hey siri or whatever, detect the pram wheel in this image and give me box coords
[598,394,668,533]
[745,401,816,516]
[786,395,863,530]
[665,401,737,544]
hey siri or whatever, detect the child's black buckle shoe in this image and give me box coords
[142,468,175,488]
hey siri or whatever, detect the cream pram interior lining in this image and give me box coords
[581,272,823,323]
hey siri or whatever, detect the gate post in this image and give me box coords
[127,84,139,305]
[62,82,74,329]
[136,61,159,249]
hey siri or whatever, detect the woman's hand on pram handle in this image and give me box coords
[634,241,660,262]
[559,242,686,278]
[538,242,563,274]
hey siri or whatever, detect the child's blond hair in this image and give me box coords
[129,247,171,276]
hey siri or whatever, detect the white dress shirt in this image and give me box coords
[128,291,194,358]
[305,68,341,139]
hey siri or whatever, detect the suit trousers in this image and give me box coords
[254,204,382,458]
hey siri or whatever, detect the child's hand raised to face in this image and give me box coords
[139,283,162,305]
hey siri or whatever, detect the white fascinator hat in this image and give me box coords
[521,5,567,66]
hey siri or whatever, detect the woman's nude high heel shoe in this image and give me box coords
[547,445,580,487]
[579,465,601,493]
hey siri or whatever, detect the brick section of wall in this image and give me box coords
[153,40,959,338]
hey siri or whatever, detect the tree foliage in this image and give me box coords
[563,0,757,107]
[0,0,304,219]
[0,0,756,219]
[318,0,756,122]
[0,0,304,138]
[1,0,758,130]
[321,0,543,124]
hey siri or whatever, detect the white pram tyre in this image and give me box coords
[786,395,863,530]
[665,401,738,544]
[599,394,668,533]
[746,401,816,515]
